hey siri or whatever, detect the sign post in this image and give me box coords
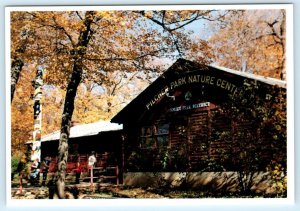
[19,174,23,193]
[90,166,95,193]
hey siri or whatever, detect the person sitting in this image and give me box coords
[30,158,40,185]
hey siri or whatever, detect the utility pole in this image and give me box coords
[31,66,44,162]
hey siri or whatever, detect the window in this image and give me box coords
[140,123,170,148]
[140,126,153,148]
[156,123,170,148]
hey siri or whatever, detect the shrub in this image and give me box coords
[11,151,24,173]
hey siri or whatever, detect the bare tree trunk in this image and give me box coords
[11,58,24,102]
[56,11,95,199]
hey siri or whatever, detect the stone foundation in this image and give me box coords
[123,172,278,194]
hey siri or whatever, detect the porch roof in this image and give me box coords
[27,121,123,143]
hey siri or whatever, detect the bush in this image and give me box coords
[11,151,25,174]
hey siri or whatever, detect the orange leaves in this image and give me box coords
[96,10,115,20]
[11,65,35,151]
[208,10,285,79]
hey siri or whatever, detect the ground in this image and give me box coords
[11,184,164,199]
[10,173,286,199]
[11,183,284,199]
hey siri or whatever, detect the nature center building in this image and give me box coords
[39,59,287,190]
[111,59,286,189]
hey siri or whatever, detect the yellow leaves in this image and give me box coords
[208,10,285,79]
[11,66,36,150]
[269,162,287,194]
[96,11,114,19]
[120,21,127,26]
[163,10,192,24]
[72,84,118,123]
[95,10,134,29]
[144,11,153,19]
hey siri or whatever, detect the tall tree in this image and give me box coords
[56,11,96,198]
[47,10,171,198]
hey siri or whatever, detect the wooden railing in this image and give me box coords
[47,152,119,184]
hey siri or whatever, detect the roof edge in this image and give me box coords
[209,64,286,88]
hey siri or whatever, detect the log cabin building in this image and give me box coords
[111,59,287,174]
[36,59,287,186]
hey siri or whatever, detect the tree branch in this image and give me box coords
[136,10,225,57]
[84,47,168,62]
[75,11,83,20]
[52,16,76,47]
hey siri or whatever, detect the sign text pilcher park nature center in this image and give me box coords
[146,73,241,110]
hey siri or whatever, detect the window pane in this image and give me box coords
[157,135,168,147]
[157,123,169,135]
[146,127,152,136]
[140,126,153,148]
